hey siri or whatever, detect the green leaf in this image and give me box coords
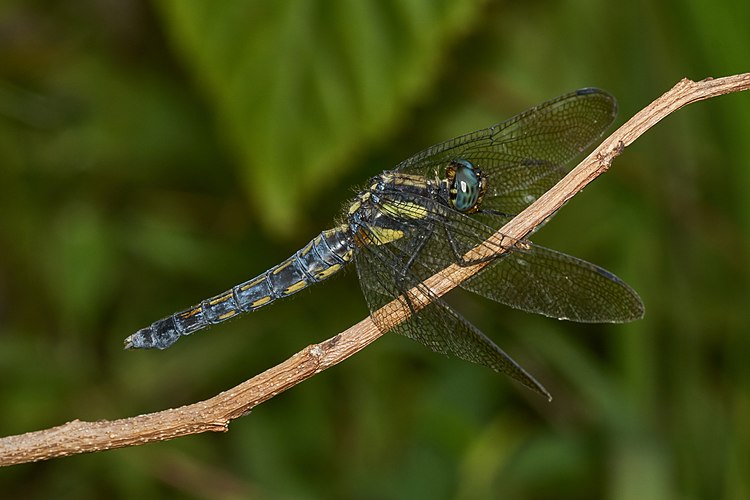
[157,0,484,233]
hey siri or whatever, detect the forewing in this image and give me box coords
[395,88,617,215]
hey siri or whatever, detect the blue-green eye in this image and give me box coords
[450,159,484,213]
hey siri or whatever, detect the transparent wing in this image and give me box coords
[395,88,617,216]
[348,88,632,400]
[461,243,644,322]
[368,188,644,323]
[353,223,551,400]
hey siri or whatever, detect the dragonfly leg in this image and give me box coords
[477,208,516,218]
[442,224,502,267]
[399,222,436,281]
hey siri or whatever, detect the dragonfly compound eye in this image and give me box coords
[449,159,486,213]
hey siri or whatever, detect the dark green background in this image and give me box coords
[1,1,748,499]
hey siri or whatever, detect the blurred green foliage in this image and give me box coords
[0,1,748,499]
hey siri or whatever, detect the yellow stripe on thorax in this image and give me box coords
[379,200,428,220]
[358,226,404,245]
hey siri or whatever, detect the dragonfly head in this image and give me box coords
[446,159,487,213]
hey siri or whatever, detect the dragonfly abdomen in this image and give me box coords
[124,226,353,350]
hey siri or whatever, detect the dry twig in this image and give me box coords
[2,73,749,467]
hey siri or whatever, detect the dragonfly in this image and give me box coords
[125,88,644,400]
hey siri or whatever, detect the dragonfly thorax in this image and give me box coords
[346,171,439,247]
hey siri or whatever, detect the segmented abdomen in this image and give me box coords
[125,226,353,350]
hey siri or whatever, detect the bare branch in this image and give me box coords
[2,73,748,467]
